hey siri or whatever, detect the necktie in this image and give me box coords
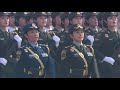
[4,31,9,40]
[34,45,38,51]
[80,45,83,52]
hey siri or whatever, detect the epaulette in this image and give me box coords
[21,45,28,49]
[48,31,54,34]
[64,45,73,49]
[39,44,48,47]
[39,44,50,54]
[83,44,87,47]
[22,45,30,53]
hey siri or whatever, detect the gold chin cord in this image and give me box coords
[71,47,88,77]
[26,47,45,76]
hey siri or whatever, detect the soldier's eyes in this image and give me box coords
[31,31,39,33]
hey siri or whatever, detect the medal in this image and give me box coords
[105,34,109,37]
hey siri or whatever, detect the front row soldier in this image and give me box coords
[15,23,56,78]
[93,12,120,78]
[112,41,120,78]
[58,24,99,78]
[0,12,22,78]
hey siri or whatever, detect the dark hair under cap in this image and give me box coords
[69,12,83,20]
[33,12,48,19]
[61,12,70,21]
[69,24,84,34]
[103,12,118,20]
[85,12,99,20]
[51,12,62,19]
[0,12,11,16]
[26,12,35,21]
[23,23,38,34]
[15,12,28,20]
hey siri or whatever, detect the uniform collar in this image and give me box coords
[89,26,99,32]
[29,42,38,48]
[39,27,48,33]
[73,41,83,47]
[108,27,117,33]
[0,27,9,33]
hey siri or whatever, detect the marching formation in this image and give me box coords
[0,12,120,78]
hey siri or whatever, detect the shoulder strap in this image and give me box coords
[39,44,50,54]
[86,45,95,54]
[70,46,88,76]
[26,47,45,76]
[45,45,50,54]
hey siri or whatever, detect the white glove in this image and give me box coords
[87,35,94,45]
[14,35,22,47]
[0,58,7,66]
[102,57,115,65]
[8,27,15,33]
[52,35,60,47]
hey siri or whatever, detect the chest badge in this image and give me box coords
[118,54,120,58]
[0,38,5,40]
[61,50,67,60]
[24,49,28,53]
[70,48,74,52]
[41,53,48,57]
[105,34,109,38]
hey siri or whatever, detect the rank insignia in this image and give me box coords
[105,34,109,37]
[70,48,74,52]
[118,54,120,58]
[41,53,48,57]
[24,49,28,52]
[0,38,5,40]
[87,52,93,56]
[61,50,67,60]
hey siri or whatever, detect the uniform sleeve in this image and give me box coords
[46,55,56,78]
[59,48,70,78]
[93,32,106,61]
[43,45,56,78]
[15,50,29,78]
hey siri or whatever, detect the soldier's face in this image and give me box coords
[55,15,61,26]
[0,16,9,27]
[25,29,39,43]
[63,18,69,27]
[9,16,15,26]
[36,16,47,27]
[70,30,84,42]
[18,17,27,27]
[47,16,52,26]
[71,18,78,25]
[76,16,83,26]
[88,16,98,27]
[28,19,34,24]
[107,16,118,27]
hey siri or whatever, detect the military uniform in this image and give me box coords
[112,41,120,78]
[15,42,56,78]
[57,24,98,78]
[0,28,18,77]
[33,12,53,45]
[59,43,96,78]
[0,12,19,78]
[15,23,56,78]
[15,12,28,46]
[84,27,103,45]
[93,28,120,77]
[83,12,103,45]
[50,12,71,55]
